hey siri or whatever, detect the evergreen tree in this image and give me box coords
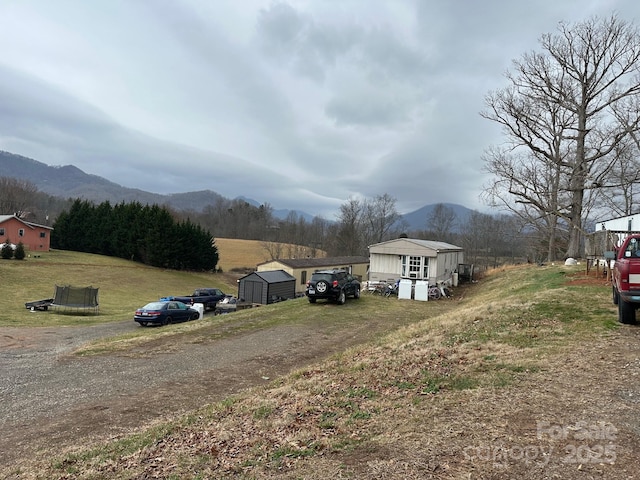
[51,200,219,271]
[14,242,26,260]
[1,241,13,259]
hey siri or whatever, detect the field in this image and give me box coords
[215,237,274,272]
[215,238,326,273]
[0,239,286,327]
[3,252,639,479]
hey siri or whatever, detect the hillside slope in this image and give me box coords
[5,265,638,480]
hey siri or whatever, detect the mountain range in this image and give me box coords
[0,150,475,231]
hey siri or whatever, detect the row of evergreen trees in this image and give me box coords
[51,200,219,271]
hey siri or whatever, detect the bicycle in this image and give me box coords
[438,282,452,299]
[367,282,387,295]
[427,285,441,300]
[384,281,399,297]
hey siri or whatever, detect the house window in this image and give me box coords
[401,256,428,279]
[18,229,25,237]
[0,227,4,236]
[40,232,46,238]
[301,270,307,285]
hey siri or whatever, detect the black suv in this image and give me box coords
[305,269,361,304]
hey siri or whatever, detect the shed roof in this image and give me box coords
[242,270,296,283]
[258,256,369,269]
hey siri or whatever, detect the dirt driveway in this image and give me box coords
[0,307,416,472]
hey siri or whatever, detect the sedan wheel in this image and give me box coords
[163,316,172,326]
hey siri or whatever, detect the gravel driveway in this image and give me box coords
[0,310,404,471]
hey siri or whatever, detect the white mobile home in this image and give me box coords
[368,238,464,286]
[598,214,640,233]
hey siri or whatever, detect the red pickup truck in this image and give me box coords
[612,234,640,324]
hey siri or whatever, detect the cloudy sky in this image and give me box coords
[1,1,639,219]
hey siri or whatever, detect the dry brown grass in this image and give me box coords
[215,238,326,272]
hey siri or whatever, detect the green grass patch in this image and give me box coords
[0,250,236,327]
[253,403,275,419]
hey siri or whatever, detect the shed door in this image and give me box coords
[245,280,263,304]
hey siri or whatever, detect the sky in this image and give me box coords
[1,0,640,219]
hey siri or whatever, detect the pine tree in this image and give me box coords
[14,242,26,260]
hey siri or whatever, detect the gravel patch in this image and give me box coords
[0,312,400,471]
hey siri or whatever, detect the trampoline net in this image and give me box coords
[51,285,99,313]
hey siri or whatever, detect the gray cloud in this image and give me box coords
[1,0,639,219]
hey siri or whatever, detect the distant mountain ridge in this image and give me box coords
[0,150,475,230]
[401,203,474,232]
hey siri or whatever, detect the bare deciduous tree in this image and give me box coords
[333,197,364,256]
[0,177,38,217]
[482,15,640,259]
[427,203,457,243]
[362,193,403,246]
[330,194,402,256]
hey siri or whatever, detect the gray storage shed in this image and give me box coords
[238,270,296,305]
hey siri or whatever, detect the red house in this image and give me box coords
[0,215,53,252]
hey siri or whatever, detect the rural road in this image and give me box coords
[0,308,402,471]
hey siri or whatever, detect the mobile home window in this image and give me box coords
[401,255,426,279]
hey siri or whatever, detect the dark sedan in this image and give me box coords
[134,301,199,326]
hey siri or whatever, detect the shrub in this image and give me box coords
[14,242,26,260]
[1,241,14,259]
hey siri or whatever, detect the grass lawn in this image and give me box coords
[0,249,236,326]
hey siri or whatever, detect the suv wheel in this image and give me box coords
[316,280,329,294]
[354,287,360,299]
[337,290,346,305]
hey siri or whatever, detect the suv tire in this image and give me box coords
[337,290,346,305]
[316,280,329,294]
